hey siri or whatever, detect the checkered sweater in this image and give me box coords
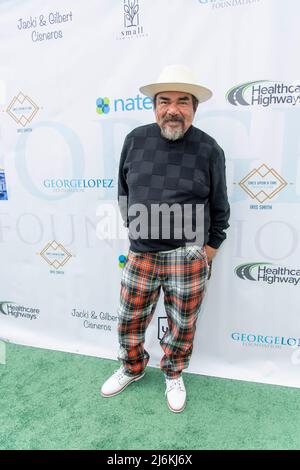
[118,123,230,252]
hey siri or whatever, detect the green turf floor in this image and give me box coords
[0,341,299,450]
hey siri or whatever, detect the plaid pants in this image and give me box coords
[117,245,209,379]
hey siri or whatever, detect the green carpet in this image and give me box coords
[0,341,299,450]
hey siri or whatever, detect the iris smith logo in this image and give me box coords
[96,97,110,115]
[235,263,300,286]
[239,164,287,204]
[0,301,39,320]
[227,80,300,107]
[6,92,39,127]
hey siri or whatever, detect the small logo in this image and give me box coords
[118,0,147,40]
[226,80,300,107]
[6,92,39,126]
[118,255,127,268]
[239,164,287,203]
[0,169,8,200]
[96,97,110,115]
[40,241,72,270]
[158,317,168,341]
[124,0,139,27]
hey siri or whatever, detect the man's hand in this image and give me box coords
[204,245,218,263]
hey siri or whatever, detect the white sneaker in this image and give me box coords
[100,367,145,397]
[165,376,186,413]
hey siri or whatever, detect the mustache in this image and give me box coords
[162,115,184,124]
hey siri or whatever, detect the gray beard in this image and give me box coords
[161,125,185,141]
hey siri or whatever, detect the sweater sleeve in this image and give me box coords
[118,135,130,227]
[207,143,230,249]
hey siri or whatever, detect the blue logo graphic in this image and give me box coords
[96,97,110,115]
[0,169,8,200]
[96,94,153,117]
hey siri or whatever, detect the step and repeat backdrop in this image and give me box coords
[1,0,300,387]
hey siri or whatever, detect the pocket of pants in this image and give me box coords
[185,245,207,261]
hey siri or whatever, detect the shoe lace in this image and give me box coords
[165,377,185,393]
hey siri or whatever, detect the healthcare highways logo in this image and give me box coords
[227,80,300,107]
[0,301,39,320]
[235,262,300,286]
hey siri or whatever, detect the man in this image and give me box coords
[101,65,230,413]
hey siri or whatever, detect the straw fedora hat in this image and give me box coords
[139,64,213,103]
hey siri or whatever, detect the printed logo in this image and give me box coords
[198,0,261,10]
[95,93,152,116]
[235,262,300,286]
[118,255,127,268]
[96,97,110,115]
[158,317,168,340]
[117,0,148,40]
[6,92,39,128]
[0,301,40,320]
[0,169,8,200]
[239,164,287,209]
[231,332,300,349]
[124,0,139,27]
[39,240,72,274]
[43,178,114,193]
[227,80,300,107]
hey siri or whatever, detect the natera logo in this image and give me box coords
[227,80,300,107]
[117,0,148,40]
[96,97,110,115]
[235,262,300,286]
[0,169,8,200]
[95,94,152,116]
[0,301,39,321]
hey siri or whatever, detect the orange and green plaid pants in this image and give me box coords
[117,245,209,379]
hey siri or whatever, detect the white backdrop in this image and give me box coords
[1,0,300,387]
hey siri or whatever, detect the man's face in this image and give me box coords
[155,91,196,141]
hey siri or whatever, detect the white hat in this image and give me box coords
[139,64,213,103]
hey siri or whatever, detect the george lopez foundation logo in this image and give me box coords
[117,0,148,40]
[239,164,287,209]
[227,80,300,107]
[5,92,39,131]
[231,332,300,349]
[0,301,39,320]
[198,0,261,10]
[235,262,300,286]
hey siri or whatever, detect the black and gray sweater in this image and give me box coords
[118,123,230,252]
